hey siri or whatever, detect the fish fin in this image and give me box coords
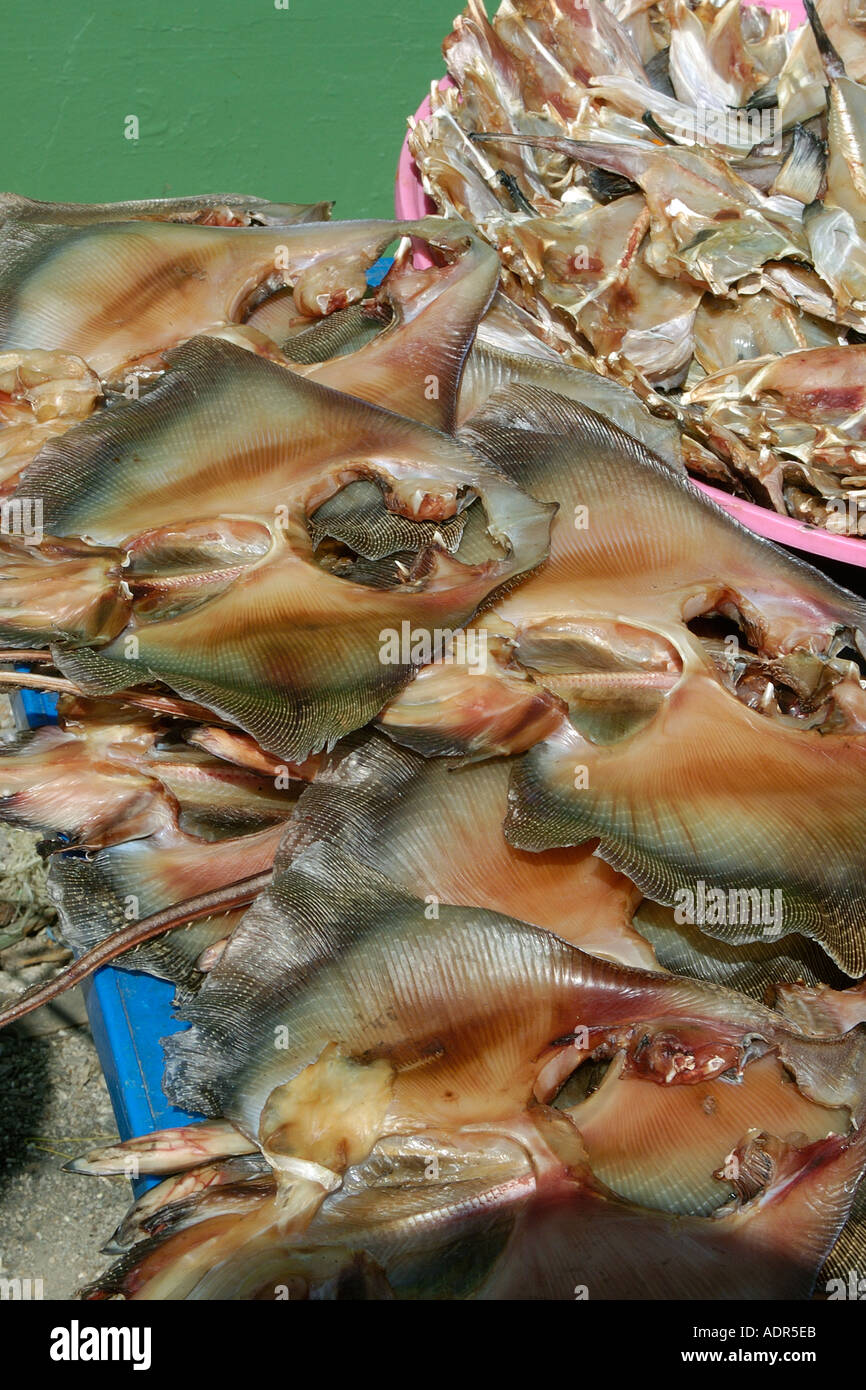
[770,980,866,1037]
[821,1177,866,1291]
[633,897,850,1000]
[459,382,866,653]
[309,478,467,560]
[64,1120,256,1177]
[48,822,281,990]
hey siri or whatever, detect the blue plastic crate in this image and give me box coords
[82,971,200,1194]
[17,682,61,728]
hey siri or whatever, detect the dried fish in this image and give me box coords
[407,0,866,531]
[0,349,101,495]
[79,1102,866,1298]
[771,122,827,202]
[1,314,553,759]
[70,835,866,1299]
[0,214,451,381]
[0,192,333,228]
[382,384,866,973]
[0,170,863,1303]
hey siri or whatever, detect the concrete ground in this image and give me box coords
[0,1016,130,1299]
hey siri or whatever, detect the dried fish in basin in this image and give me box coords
[407,0,866,534]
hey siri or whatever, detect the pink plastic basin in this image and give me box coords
[394,0,866,566]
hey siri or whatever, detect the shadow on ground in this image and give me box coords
[0,1021,130,1299]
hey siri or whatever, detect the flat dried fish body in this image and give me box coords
[72,841,866,1299]
[80,1079,866,1300]
[380,383,866,972]
[688,345,866,442]
[0,214,465,381]
[0,192,334,229]
[0,221,554,759]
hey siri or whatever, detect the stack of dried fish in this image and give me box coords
[0,190,865,1300]
[408,0,866,535]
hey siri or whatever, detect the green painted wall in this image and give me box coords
[1,1,458,218]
